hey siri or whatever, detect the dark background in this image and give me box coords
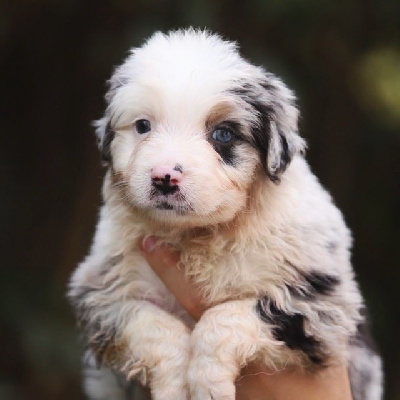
[1,0,399,399]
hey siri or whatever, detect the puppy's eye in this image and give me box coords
[212,127,235,144]
[135,119,151,134]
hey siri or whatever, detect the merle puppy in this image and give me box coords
[68,29,383,400]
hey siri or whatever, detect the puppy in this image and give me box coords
[68,29,383,400]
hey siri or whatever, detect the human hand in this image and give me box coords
[140,236,353,400]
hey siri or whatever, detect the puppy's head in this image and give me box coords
[95,29,305,226]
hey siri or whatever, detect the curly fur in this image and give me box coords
[68,28,383,400]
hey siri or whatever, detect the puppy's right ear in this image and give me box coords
[93,116,114,165]
[94,57,133,165]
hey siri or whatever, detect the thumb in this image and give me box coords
[140,236,181,270]
[139,236,206,320]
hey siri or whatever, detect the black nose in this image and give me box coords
[151,165,182,196]
[152,174,179,195]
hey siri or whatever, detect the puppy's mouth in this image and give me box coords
[150,189,194,215]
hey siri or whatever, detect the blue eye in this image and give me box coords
[212,127,235,144]
[135,119,151,134]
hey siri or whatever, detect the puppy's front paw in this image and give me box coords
[151,375,188,400]
[188,357,236,400]
[148,338,190,400]
[188,300,262,400]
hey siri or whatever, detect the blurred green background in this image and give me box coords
[0,0,399,399]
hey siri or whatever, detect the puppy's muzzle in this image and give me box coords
[151,164,183,196]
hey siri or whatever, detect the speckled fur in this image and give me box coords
[68,29,383,400]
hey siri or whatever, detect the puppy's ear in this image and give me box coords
[93,116,114,165]
[235,74,306,183]
[94,60,132,165]
[261,77,306,182]
[266,111,306,183]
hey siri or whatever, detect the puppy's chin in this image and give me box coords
[126,195,244,228]
[142,203,242,228]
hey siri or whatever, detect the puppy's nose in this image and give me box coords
[151,164,183,195]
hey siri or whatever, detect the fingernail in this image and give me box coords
[141,236,157,253]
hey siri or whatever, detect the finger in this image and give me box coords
[140,236,181,269]
[140,236,207,320]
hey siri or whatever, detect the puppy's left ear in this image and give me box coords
[266,109,306,183]
[247,74,306,183]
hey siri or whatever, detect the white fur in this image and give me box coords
[69,29,382,400]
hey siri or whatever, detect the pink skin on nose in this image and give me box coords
[151,165,183,185]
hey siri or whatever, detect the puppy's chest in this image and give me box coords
[178,243,287,303]
[120,243,279,306]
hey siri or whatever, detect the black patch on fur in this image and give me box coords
[287,271,340,299]
[256,297,324,364]
[250,104,272,170]
[230,85,271,166]
[101,122,115,163]
[275,131,290,173]
[304,272,340,296]
[213,142,236,166]
[209,121,243,166]
[173,164,183,173]
[229,84,276,172]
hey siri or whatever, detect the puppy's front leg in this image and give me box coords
[70,283,190,400]
[121,300,190,400]
[188,299,284,400]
